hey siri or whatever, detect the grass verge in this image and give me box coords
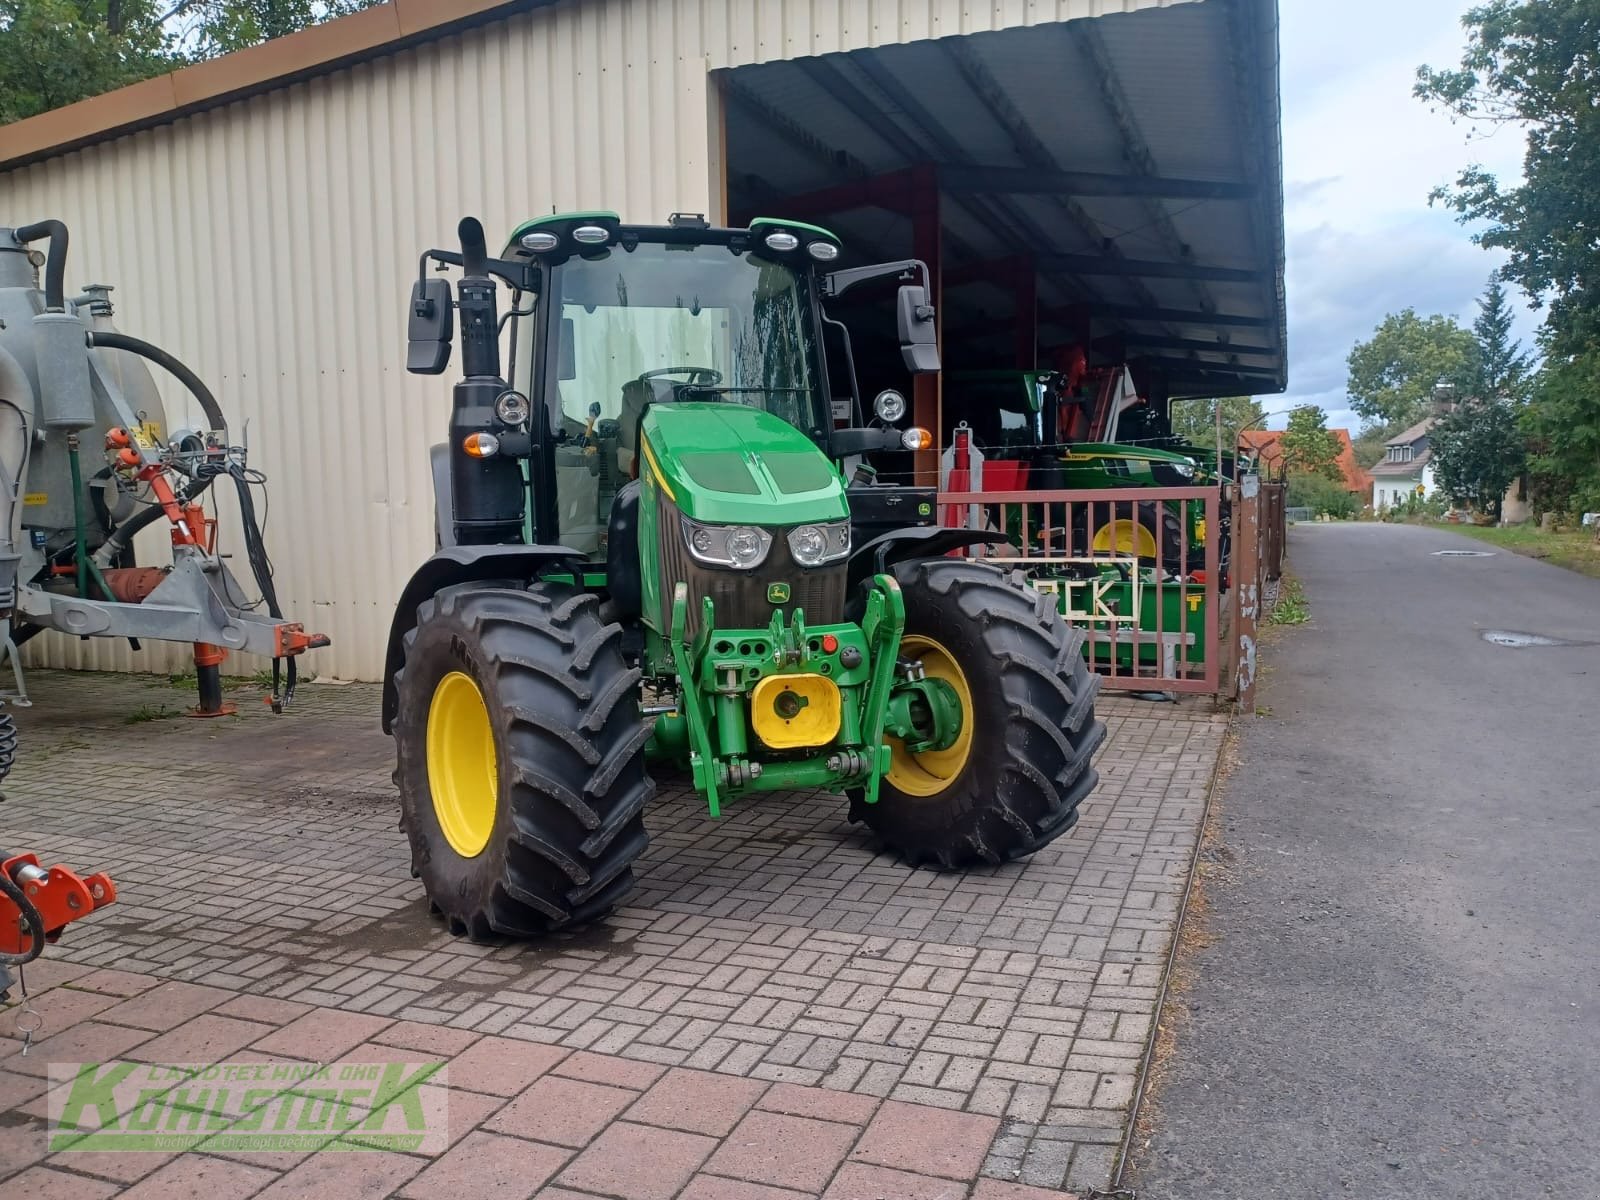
[1267,573,1308,625]
[1450,524,1600,580]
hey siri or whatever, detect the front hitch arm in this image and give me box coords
[857,573,906,806]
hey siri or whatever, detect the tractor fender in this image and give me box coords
[845,527,1009,595]
[381,544,580,732]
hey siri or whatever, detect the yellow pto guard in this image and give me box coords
[751,673,842,749]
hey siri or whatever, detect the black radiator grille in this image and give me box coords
[658,496,845,636]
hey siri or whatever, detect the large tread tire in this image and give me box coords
[849,558,1106,868]
[391,582,652,939]
[1084,499,1193,574]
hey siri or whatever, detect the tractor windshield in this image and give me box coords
[543,241,827,443]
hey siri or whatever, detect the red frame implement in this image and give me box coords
[1,852,117,955]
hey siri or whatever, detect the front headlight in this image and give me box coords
[787,521,851,567]
[1172,460,1196,479]
[682,517,773,568]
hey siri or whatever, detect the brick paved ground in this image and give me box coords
[0,670,1225,1198]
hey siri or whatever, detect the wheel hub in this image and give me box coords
[425,671,498,858]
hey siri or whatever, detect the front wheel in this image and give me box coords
[391,583,652,939]
[849,558,1105,867]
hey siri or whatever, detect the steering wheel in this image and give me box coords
[639,366,723,386]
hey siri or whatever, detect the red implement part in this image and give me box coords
[272,623,332,657]
[1,854,116,955]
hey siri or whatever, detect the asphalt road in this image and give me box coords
[1131,521,1600,1199]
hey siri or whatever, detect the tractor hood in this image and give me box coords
[640,402,847,525]
[1067,442,1196,466]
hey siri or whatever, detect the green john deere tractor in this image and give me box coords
[383,213,1104,938]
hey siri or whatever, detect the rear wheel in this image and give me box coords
[1087,500,1192,572]
[391,583,652,939]
[849,558,1105,867]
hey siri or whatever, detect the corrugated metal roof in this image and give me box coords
[725,0,1286,398]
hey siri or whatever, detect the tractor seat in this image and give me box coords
[617,380,649,476]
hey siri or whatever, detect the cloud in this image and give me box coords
[1273,0,1541,431]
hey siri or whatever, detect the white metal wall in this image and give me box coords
[0,0,1195,681]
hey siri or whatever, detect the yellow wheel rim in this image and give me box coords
[426,671,498,858]
[885,636,975,798]
[1092,519,1158,559]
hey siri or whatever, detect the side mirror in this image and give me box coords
[406,278,453,375]
[897,284,939,373]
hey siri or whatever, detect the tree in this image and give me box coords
[0,0,385,123]
[1351,426,1391,471]
[1167,395,1266,449]
[1417,2,1600,348]
[0,2,171,124]
[1471,277,1532,401]
[1418,1,1600,508]
[1286,471,1359,519]
[1277,405,1344,482]
[164,1,383,58]
[1431,399,1526,519]
[1522,347,1600,515]
[1345,309,1481,430]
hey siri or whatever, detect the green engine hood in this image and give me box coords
[640,401,847,525]
[1067,441,1195,465]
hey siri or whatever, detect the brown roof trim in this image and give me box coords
[0,0,554,172]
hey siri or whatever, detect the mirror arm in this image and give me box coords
[420,248,537,293]
[823,258,930,299]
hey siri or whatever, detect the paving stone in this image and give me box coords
[213,995,313,1026]
[550,1048,667,1091]
[0,676,1226,1186]
[823,1162,973,1199]
[705,1109,861,1192]
[249,1148,422,1199]
[425,1034,566,1098]
[1,1164,121,1200]
[0,1119,49,1179]
[557,1121,718,1199]
[248,1009,392,1060]
[114,1155,279,1200]
[11,1020,154,1078]
[851,1099,999,1181]
[679,1176,814,1200]
[970,1178,1083,1199]
[756,1081,880,1125]
[371,1019,481,1058]
[625,1067,769,1136]
[98,982,233,1032]
[398,1130,568,1198]
[486,1074,637,1147]
[130,1014,276,1065]
[2,986,119,1039]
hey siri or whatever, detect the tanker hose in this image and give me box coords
[91,474,212,570]
[86,331,227,436]
[66,438,116,604]
[0,848,46,966]
[0,706,15,783]
[224,460,297,710]
[13,219,68,310]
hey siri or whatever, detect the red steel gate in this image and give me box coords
[935,486,1223,694]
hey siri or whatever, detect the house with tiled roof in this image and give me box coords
[1238,428,1373,497]
[1369,418,1438,510]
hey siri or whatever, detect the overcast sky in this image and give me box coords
[1272,0,1538,431]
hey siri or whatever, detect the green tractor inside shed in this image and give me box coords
[384,213,1104,938]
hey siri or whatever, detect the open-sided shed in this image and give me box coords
[0,0,1283,680]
